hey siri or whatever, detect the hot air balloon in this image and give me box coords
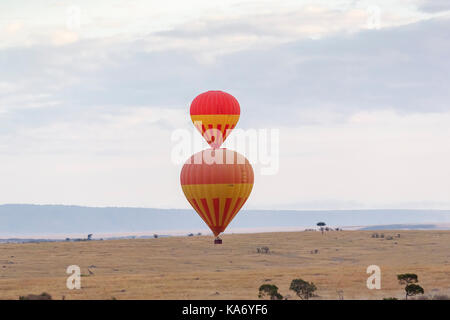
[180,148,254,243]
[190,91,240,149]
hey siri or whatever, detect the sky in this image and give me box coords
[0,0,449,210]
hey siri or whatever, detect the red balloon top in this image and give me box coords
[190,90,240,115]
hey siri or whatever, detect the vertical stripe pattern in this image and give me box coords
[181,149,254,237]
[190,91,240,148]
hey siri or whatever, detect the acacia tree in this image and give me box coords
[397,274,418,285]
[405,284,424,300]
[289,279,317,300]
[397,274,423,300]
[317,222,326,235]
[258,284,283,300]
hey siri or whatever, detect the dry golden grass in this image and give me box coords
[1,230,449,300]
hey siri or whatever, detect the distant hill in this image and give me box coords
[360,224,444,230]
[0,204,449,237]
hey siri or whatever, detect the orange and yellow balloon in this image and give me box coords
[180,149,254,237]
[190,90,240,149]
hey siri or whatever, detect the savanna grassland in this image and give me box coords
[0,230,449,300]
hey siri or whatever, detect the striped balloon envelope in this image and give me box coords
[190,90,240,149]
[180,149,254,239]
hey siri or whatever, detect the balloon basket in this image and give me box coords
[214,237,222,245]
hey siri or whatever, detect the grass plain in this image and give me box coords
[0,230,449,300]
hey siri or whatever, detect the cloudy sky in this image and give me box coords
[1,0,449,210]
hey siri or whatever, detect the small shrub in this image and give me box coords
[432,294,450,300]
[19,292,52,300]
[256,247,270,254]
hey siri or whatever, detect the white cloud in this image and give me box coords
[1,1,449,209]
[0,0,441,50]
[0,93,61,114]
[1,107,449,209]
[51,30,79,46]
[0,106,187,207]
[2,15,450,127]
[417,0,450,13]
[250,110,450,210]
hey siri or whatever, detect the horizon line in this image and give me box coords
[1,203,450,212]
